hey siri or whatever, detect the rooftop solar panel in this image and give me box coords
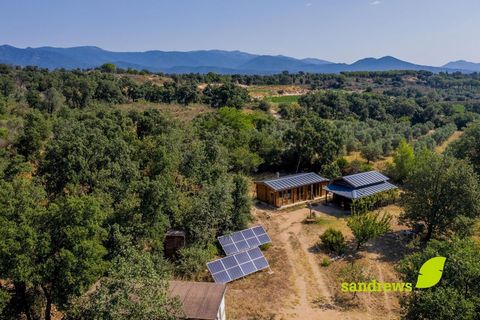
[258,172,329,192]
[342,171,389,188]
[207,247,270,283]
[218,225,271,255]
[325,181,397,200]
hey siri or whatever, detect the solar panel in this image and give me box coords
[260,172,329,192]
[207,247,270,283]
[218,225,271,255]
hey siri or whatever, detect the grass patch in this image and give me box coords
[314,217,333,226]
[265,95,301,105]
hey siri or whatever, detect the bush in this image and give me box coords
[260,243,271,251]
[320,257,332,267]
[258,100,271,112]
[175,245,216,280]
[320,228,346,254]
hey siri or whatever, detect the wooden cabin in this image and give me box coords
[169,281,227,320]
[255,172,329,208]
[324,171,397,211]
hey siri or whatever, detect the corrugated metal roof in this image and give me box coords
[325,181,397,200]
[257,172,328,192]
[169,281,226,320]
[341,171,389,188]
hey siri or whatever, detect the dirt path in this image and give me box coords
[271,209,348,319]
[372,253,393,318]
[227,204,405,319]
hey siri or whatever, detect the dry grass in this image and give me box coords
[116,73,171,85]
[114,102,212,123]
[435,131,463,153]
[344,151,393,171]
[247,85,309,99]
[226,241,294,319]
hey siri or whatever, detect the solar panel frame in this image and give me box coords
[207,247,270,283]
[218,225,271,255]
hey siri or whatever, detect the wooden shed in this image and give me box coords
[255,172,329,208]
[164,230,186,258]
[169,281,227,320]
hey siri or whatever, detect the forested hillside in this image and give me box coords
[1,64,480,319]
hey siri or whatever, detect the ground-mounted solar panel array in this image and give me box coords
[218,225,271,256]
[207,247,270,283]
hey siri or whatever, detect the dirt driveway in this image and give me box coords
[226,203,407,320]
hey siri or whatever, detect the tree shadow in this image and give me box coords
[366,231,413,263]
[310,202,350,219]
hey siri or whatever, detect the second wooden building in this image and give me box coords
[255,172,329,208]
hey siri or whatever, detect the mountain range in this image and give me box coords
[0,45,478,74]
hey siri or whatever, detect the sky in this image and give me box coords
[1,0,479,66]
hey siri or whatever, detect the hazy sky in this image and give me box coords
[1,0,479,65]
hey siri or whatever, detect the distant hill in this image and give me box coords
[0,45,475,74]
[443,60,480,72]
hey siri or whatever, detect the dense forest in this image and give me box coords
[1,64,480,319]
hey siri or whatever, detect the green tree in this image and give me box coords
[94,79,125,104]
[175,83,199,106]
[69,240,181,320]
[40,114,138,197]
[347,212,391,250]
[14,110,50,159]
[390,139,415,183]
[0,177,46,319]
[39,195,109,320]
[202,83,250,109]
[285,113,344,171]
[230,174,252,230]
[43,87,65,114]
[401,151,480,240]
[361,143,382,163]
[448,121,480,175]
[99,63,117,73]
[26,89,43,109]
[0,76,15,97]
[397,238,480,320]
[321,161,341,179]
[62,76,95,108]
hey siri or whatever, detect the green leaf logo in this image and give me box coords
[415,256,446,288]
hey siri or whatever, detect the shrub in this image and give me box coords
[320,257,332,267]
[258,100,271,112]
[260,243,271,251]
[320,228,346,254]
[175,244,216,280]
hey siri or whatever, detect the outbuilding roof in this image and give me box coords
[257,172,329,192]
[325,170,397,200]
[169,281,226,320]
[341,171,390,188]
[325,181,397,200]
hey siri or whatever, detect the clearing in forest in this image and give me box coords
[226,203,408,319]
